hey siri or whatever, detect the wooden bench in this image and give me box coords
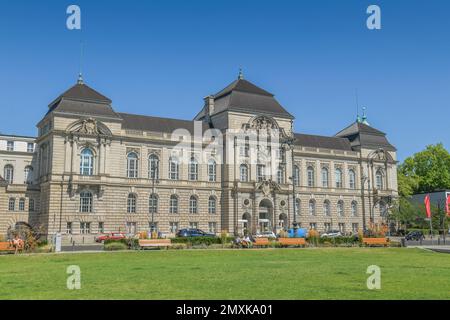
[0,242,14,253]
[278,238,306,247]
[362,238,389,247]
[138,239,172,249]
[254,238,270,247]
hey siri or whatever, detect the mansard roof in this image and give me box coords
[119,113,211,134]
[197,78,294,120]
[335,121,396,151]
[294,133,353,151]
[46,81,121,120]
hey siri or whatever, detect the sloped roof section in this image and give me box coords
[198,78,294,119]
[335,121,396,151]
[46,82,121,120]
[119,113,211,134]
[294,133,352,151]
[52,82,112,105]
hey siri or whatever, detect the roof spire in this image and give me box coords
[238,67,244,80]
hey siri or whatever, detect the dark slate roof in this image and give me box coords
[294,133,352,151]
[46,82,121,119]
[335,121,396,151]
[119,113,211,134]
[197,78,294,119]
[51,82,112,105]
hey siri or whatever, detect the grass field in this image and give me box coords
[0,248,449,300]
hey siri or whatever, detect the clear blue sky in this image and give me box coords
[1,0,449,161]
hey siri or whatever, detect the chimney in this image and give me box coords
[204,95,215,116]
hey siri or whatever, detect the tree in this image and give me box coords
[400,144,450,194]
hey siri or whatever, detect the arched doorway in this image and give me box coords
[239,212,251,236]
[278,213,288,231]
[258,199,273,233]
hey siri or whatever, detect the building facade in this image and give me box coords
[0,74,398,241]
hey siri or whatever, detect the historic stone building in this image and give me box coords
[0,73,398,241]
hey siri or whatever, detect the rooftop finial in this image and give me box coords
[361,107,370,125]
[77,72,84,85]
[238,67,244,80]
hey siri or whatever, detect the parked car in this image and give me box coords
[255,231,276,239]
[176,229,216,237]
[320,230,342,238]
[405,231,425,241]
[94,232,126,243]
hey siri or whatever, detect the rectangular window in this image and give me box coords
[338,223,345,233]
[66,222,72,234]
[7,141,14,151]
[309,222,317,230]
[189,222,198,229]
[98,222,104,234]
[257,164,265,182]
[29,199,35,211]
[208,222,217,234]
[352,223,359,233]
[27,143,34,153]
[169,222,179,233]
[324,223,331,231]
[80,222,91,234]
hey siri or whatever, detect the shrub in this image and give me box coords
[169,243,188,250]
[104,242,128,251]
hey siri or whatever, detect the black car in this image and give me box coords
[176,228,216,238]
[405,231,425,241]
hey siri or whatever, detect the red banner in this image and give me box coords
[424,194,431,218]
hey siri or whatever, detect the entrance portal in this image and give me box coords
[258,199,273,233]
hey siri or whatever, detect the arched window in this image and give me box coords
[348,169,356,189]
[208,196,216,214]
[19,198,25,211]
[127,152,139,178]
[240,164,248,182]
[307,166,315,187]
[169,195,178,214]
[293,165,300,186]
[208,159,216,182]
[376,169,384,190]
[189,195,198,214]
[149,194,158,213]
[189,157,198,181]
[351,201,358,217]
[168,156,179,180]
[337,200,344,217]
[148,154,159,180]
[8,198,15,211]
[335,168,343,188]
[127,193,137,213]
[24,166,33,184]
[309,199,316,216]
[80,191,93,213]
[323,200,331,216]
[277,166,284,184]
[321,167,329,188]
[80,148,94,176]
[4,165,14,184]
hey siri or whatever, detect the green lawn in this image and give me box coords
[0,248,449,300]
